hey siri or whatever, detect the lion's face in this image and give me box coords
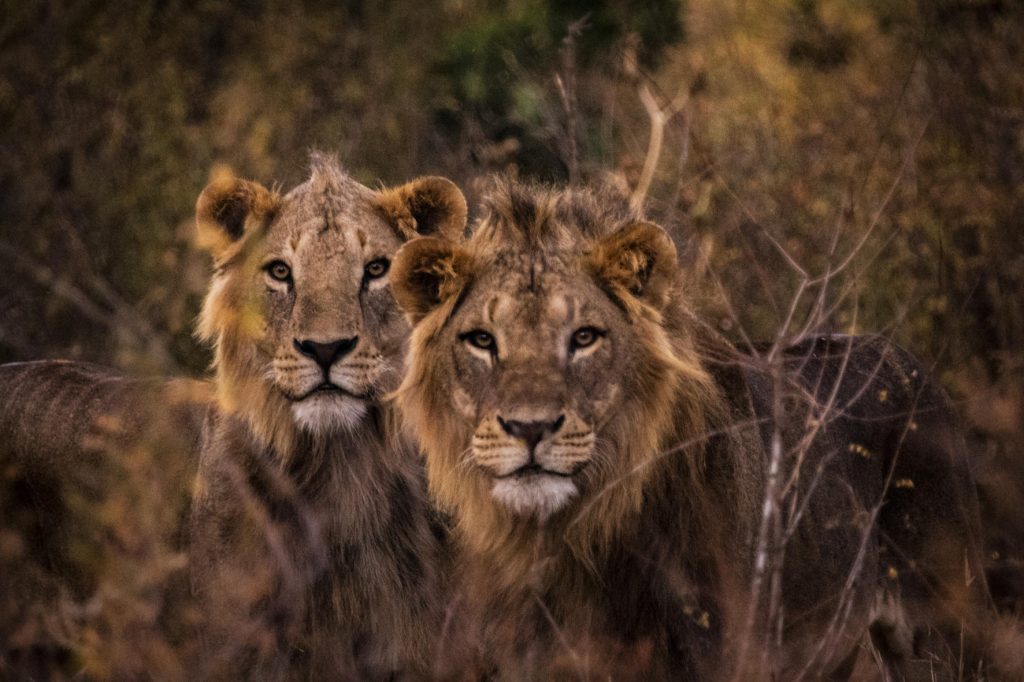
[393,184,707,524]
[437,262,637,518]
[243,180,406,433]
[196,155,466,443]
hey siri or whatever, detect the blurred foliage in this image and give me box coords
[434,0,682,178]
[637,0,1024,620]
[1,0,1023,673]
[2,0,1020,378]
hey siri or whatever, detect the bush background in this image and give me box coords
[1,0,1021,625]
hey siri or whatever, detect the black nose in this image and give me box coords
[498,415,566,451]
[294,337,358,371]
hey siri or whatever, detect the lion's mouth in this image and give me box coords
[496,463,577,480]
[292,383,370,402]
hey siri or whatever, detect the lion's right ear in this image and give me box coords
[195,168,278,259]
[390,237,473,324]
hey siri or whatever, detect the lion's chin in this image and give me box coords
[491,475,578,521]
[291,392,367,436]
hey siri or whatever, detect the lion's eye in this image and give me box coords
[463,330,496,352]
[266,261,292,282]
[364,257,390,280]
[570,327,604,351]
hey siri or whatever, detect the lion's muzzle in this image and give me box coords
[472,409,596,518]
[273,335,388,434]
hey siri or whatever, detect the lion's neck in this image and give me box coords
[450,381,741,677]
[211,361,412,542]
[201,406,448,675]
[455,469,722,678]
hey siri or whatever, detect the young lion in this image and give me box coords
[189,154,466,678]
[391,181,990,679]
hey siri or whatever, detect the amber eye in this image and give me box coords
[463,330,496,352]
[570,327,603,351]
[266,260,292,282]
[364,257,390,280]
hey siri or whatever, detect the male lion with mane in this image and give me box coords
[189,153,465,678]
[391,180,991,679]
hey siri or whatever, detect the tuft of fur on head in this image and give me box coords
[394,179,727,570]
[473,177,642,251]
[307,150,349,194]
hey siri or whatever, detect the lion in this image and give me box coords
[187,153,467,678]
[0,360,212,678]
[390,180,991,679]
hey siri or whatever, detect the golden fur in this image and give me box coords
[392,180,990,678]
[189,154,465,678]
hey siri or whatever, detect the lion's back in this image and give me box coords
[729,334,988,675]
[0,360,193,468]
[0,360,213,678]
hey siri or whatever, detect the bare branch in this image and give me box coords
[554,15,589,183]
[632,80,690,210]
[0,239,175,369]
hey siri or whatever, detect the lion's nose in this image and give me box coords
[498,414,566,452]
[294,336,358,371]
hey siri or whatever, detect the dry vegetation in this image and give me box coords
[1,0,1022,678]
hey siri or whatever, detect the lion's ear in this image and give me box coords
[195,168,278,259]
[391,237,473,323]
[587,221,678,312]
[376,176,468,242]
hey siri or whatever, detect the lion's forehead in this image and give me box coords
[261,211,400,279]
[481,290,572,330]
[267,185,402,257]
[488,246,576,276]
[472,265,614,333]
[450,268,626,413]
[252,193,406,342]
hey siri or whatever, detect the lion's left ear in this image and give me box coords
[586,221,678,312]
[375,176,468,242]
[391,237,473,324]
